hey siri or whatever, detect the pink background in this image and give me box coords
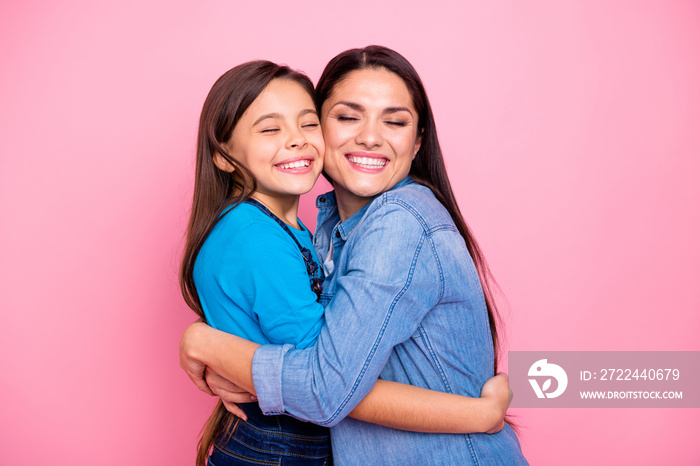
[1,1,698,464]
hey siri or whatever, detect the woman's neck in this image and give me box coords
[250,192,301,229]
[333,184,373,222]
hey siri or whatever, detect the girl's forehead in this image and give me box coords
[245,80,316,117]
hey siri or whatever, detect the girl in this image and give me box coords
[180,60,511,466]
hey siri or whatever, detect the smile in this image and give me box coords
[277,160,310,170]
[347,155,388,169]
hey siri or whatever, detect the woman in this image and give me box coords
[181,59,514,466]
[181,46,528,465]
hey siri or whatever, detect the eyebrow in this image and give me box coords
[299,109,318,117]
[253,109,317,126]
[383,106,413,115]
[253,112,281,126]
[332,101,364,112]
[331,101,413,115]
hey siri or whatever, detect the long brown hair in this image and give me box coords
[316,46,504,374]
[179,60,316,466]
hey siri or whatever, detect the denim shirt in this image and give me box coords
[253,177,528,465]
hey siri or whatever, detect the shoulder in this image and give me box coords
[215,203,266,232]
[208,203,290,252]
[365,180,456,234]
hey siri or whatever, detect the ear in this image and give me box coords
[213,152,236,173]
[412,129,423,160]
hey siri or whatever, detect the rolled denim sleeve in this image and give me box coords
[252,343,294,415]
[254,200,445,426]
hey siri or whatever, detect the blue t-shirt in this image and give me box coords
[194,203,324,349]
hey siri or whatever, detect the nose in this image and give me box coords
[286,126,307,150]
[355,118,383,149]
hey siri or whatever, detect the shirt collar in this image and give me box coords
[315,190,337,210]
[316,176,415,241]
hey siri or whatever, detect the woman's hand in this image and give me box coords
[205,369,257,420]
[480,372,512,434]
[180,319,261,421]
[179,320,216,396]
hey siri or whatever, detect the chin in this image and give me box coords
[347,186,382,199]
[291,185,316,195]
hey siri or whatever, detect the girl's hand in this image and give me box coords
[480,372,512,434]
[205,369,257,420]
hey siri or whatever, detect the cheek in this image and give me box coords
[322,146,342,174]
[312,135,325,157]
[391,135,417,163]
[248,140,280,166]
[323,124,350,152]
[243,147,265,166]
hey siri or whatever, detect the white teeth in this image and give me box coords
[278,160,310,169]
[348,156,387,168]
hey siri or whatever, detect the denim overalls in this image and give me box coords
[209,403,331,465]
[206,200,332,465]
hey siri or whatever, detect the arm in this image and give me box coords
[180,322,511,433]
[253,202,445,425]
[349,376,511,434]
[182,188,506,432]
[180,320,258,395]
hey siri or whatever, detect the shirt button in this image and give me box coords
[335,231,341,238]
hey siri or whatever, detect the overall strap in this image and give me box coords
[243,199,325,301]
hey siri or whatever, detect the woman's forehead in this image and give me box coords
[323,68,416,112]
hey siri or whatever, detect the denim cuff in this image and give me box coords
[252,344,294,415]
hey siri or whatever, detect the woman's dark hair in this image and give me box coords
[316,46,504,373]
[179,60,315,466]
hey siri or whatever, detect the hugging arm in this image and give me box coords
[252,203,452,426]
[349,377,510,433]
[180,203,509,433]
[180,322,509,434]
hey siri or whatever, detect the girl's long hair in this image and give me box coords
[179,60,315,466]
[316,46,504,374]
